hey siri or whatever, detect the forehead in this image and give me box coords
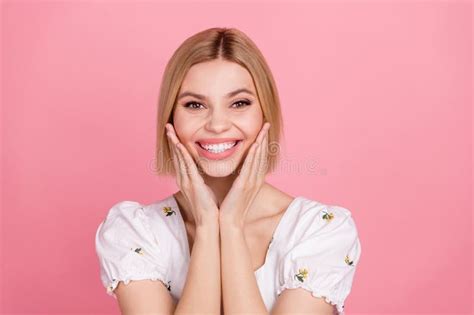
[180,60,256,95]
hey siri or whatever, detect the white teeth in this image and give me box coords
[201,141,238,153]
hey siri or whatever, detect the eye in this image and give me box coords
[232,99,252,108]
[183,101,205,110]
[183,99,252,110]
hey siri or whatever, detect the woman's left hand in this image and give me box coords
[219,122,271,229]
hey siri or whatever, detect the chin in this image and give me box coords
[196,157,242,178]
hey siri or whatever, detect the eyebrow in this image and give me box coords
[177,88,255,101]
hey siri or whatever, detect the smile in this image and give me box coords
[198,141,238,153]
[195,140,243,160]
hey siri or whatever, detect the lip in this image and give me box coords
[196,138,242,145]
[195,140,243,161]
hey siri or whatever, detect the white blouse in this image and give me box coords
[95,194,362,314]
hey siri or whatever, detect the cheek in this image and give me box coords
[241,111,264,140]
[172,109,199,142]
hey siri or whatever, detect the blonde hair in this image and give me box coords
[155,27,284,176]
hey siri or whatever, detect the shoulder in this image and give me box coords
[95,201,145,247]
[292,196,355,219]
[288,196,361,248]
[95,195,180,251]
[94,197,177,298]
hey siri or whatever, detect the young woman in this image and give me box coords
[95,27,362,315]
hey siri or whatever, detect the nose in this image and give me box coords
[204,108,231,133]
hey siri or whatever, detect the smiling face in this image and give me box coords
[172,59,264,177]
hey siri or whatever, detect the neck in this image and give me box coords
[201,172,238,207]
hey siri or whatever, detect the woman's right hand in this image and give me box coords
[165,123,219,228]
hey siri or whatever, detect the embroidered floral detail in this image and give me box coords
[131,247,144,255]
[322,210,334,222]
[163,206,176,216]
[345,254,354,266]
[165,280,171,291]
[294,268,309,282]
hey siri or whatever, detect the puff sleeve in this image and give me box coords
[95,201,168,299]
[276,204,362,314]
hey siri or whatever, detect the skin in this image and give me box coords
[163,58,336,314]
[167,58,293,229]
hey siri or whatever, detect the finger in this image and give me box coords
[165,128,179,176]
[256,131,269,178]
[239,141,259,180]
[166,124,199,188]
[166,126,189,183]
[167,136,179,176]
[256,122,271,145]
[176,141,203,184]
[239,122,270,179]
[252,123,270,178]
[175,143,191,189]
[252,129,269,181]
[166,131,184,187]
[262,123,271,173]
[166,124,202,180]
[251,133,263,180]
[166,124,191,173]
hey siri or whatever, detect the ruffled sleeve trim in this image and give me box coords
[276,277,347,314]
[104,270,169,299]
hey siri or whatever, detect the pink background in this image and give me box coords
[1,1,472,314]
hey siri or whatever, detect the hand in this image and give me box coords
[218,122,271,229]
[166,123,219,227]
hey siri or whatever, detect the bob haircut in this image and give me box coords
[155,27,284,176]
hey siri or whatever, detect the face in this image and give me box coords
[172,59,264,178]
